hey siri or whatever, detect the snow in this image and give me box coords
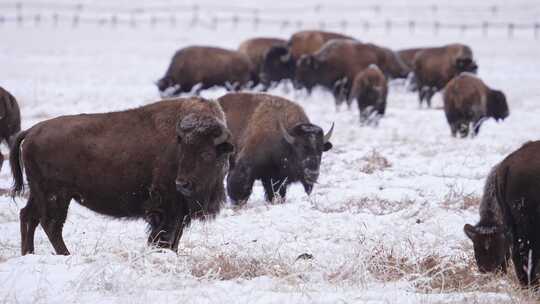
[1,1,540,303]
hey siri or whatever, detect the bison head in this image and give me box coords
[156,76,181,98]
[295,54,322,91]
[260,46,295,85]
[487,90,509,121]
[279,121,334,194]
[455,57,478,74]
[464,224,510,273]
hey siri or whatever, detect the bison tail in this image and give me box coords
[10,130,28,198]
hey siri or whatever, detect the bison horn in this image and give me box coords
[279,120,295,145]
[213,127,230,146]
[323,122,335,143]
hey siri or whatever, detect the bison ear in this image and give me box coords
[323,142,333,152]
[216,142,234,155]
[464,224,479,241]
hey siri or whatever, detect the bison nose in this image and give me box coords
[304,168,319,184]
[175,180,193,196]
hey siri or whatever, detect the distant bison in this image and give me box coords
[260,30,353,87]
[295,39,405,106]
[218,93,333,204]
[157,46,252,97]
[238,37,287,89]
[443,73,509,137]
[464,141,540,286]
[349,65,388,125]
[0,86,21,169]
[413,43,478,107]
[11,98,234,255]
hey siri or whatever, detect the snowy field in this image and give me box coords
[1,1,540,303]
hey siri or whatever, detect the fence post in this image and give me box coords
[34,14,41,26]
[434,21,440,35]
[482,21,488,37]
[535,23,539,39]
[319,21,325,30]
[491,5,498,16]
[170,15,177,28]
[16,2,23,26]
[408,20,415,34]
[53,13,59,27]
[191,4,199,28]
[461,24,467,35]
[340,20,347,31]
[363,21,370,33]
[232,15,239,28]
[111,15,117,28]
[385,20,392,34]
[295,20,302,30]
[508,23,514,38]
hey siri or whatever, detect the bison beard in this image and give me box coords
[10,98,233,255]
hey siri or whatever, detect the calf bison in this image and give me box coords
[464,141,540,286]
[295,39,405,106]
[238,37,287,89]
[413,43,478,107]
[10,98,234,255]
[260,30,353,87]
[0,86,21,169]
[157,46,252,97]
[443,73,509,137]
[218,93,333,204]
[349,65,388,125]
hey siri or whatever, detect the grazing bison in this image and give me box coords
[443,73,509,137]
[0,86,21,169]
[295,39,404,106]
[413,43,478,107]
[464,141,540,286]
[157,46,252,97]
[260,30,353,86]
[238,37,287,89]
[218,93,333,204]
[349,65,388,125]
[10,98,234,255]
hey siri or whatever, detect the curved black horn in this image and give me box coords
[214,127,230,145]
[279,120,295,144]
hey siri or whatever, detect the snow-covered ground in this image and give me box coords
[1,1,540,303]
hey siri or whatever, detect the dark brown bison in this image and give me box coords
[0,86,21,169]
[238,37,287,89]
[413,43,478,107]
[443,73,509,137]
[218,93,333,204]
[157,46,252,97]
[349,65,388,125]
[260,30,353,86]
[464,141,540,286]
[295,39,405,106]
[10,98,234,255]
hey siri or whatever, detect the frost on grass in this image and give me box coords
[358,149,392,174]
[440,183,481,210]
[311,196,414,215]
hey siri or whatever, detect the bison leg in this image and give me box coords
[262,178,287,203]
[226,161,254,205]
[20,196,39,255]
[40,195,71,255]
[425,88,436,108]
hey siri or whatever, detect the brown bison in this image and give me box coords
[295,39,406,106]
[349,65,388,125]
[464,141,540,286]
[10,98,234,255]
[413,43,478,107]
[397,47,425,91]
[443,73,509,137]
[157,46,252,97]
[238,37,287,89]
[260,30,353,87]
[0,86,21,169]
[218,93,333,204]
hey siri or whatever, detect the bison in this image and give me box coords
[10,97,234,255]
[238,37,287,89]
[218,93,333,204]
[260,30,353,87]
[413,43,478,107]
[443,73,509,137]
[295,39,405,106]
[349,65,388,125]
[464,141,540,286]
[396,47,425,91]
[0,86,21,169]
[157,46,252,97]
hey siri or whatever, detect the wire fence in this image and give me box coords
[1,2,539,38]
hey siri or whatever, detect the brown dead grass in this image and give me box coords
[312,196,414,216]
[440,183,481,210]
[190,252,292,281]
[359,149,391,174]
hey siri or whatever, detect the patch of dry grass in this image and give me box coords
[190,252,292,280]
[312,196,414,215]
[359,149,392,174]
[440,183,481,210]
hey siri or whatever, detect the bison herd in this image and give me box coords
[1,29,538,288]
